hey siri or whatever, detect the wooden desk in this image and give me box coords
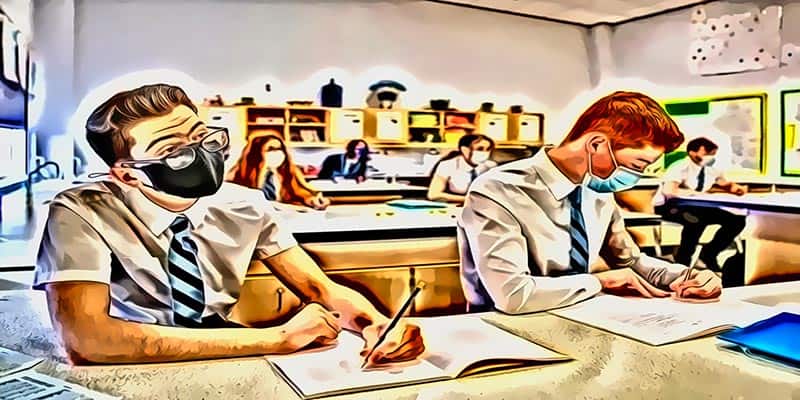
[306,179,428,197]
[674,193,800,284]
[1,282,798,399]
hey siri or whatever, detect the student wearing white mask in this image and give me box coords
[229,133,330,210]
[459,91,723,314]
[427,133,497,204]
[653,137,747,271]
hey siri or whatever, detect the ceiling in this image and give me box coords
[431,0,710,25]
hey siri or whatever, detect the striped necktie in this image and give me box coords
[568,187,589,273]
[695,167,705,192]
[262,171,277,201]
[167,215,206,326]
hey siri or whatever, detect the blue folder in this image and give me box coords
[717,312,800,371]
[385,200,449,209]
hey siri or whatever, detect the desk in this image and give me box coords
[1,282,798,399]
[674,193,800,284]
[279,204,661,243]
[306,179,428,198]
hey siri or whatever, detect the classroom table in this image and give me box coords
[278,203,664,243]
[306,179,428,198]
[0,282,798,399]
[673,192,800,284]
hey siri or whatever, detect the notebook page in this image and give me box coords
[417,315,568,377]
[0,346,42,378]
[551,295,778,346]
[268,331,446,399]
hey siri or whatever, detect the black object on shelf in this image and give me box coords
[320,78,343,107]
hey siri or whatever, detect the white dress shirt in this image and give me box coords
[458,149,687,314]
[433,156,497,195]
[35,181,297,326]
[653,158,726,206]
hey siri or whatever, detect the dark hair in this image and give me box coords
[345,139,369,159]
[686,137,718,153]
[86,84,198,166]
[561,91,684,153]
[430,133,495,176]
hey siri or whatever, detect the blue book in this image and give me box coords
[717,312,800,372]
[386,199,449,209]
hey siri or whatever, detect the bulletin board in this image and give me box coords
[780,89,800,176]
[660,94,767,177]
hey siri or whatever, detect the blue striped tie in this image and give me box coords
[568,188,589,273]
[167,215,205,326]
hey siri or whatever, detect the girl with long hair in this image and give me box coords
[228,133,330,210]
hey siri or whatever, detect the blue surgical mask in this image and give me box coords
[586,142,643,193]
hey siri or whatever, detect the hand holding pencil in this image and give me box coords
[359,282,427,369]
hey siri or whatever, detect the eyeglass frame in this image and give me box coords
[118,126,230,171]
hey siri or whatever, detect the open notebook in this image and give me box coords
[550,295,781,346]
[267,315,569,399]
[0,346,42,378]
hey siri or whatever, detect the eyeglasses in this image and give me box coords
[120,127,229,171]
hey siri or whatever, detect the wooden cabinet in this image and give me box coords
[476,112,508,142]
[364,108,407,142]
[329,267,412,317]
[411,264,466,316]
[508,113,544,144]
[228,275,302,327]
[329,109,364,143]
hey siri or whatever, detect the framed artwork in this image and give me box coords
[661,94,767,177]
[780,89,800,176]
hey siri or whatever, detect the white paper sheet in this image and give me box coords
[551,295,779,346]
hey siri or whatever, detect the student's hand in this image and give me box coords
[281,303,342,352]
[669,269,722,299]
[594,268,671,298]
[355,176,366,184]
[360,319,425,367]
[731,184,747,196]
[309,194,330,210]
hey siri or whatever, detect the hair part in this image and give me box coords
[686,136,718,153]
[85,84,198,166]
[561,91,684,153]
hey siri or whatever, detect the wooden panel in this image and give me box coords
[227,275,302,327]
[329,267,412,317]
[411,264,467,316]
[301,238,459,271]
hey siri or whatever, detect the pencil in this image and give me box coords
[360,281,426,369]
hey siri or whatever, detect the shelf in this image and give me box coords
[248,123,285,127]
[288,123,326,127]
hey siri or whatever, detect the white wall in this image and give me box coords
[605,0,800,179]
[62,0,591,140]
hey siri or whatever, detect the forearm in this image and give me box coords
[428,191,465,203]
[629,255,686,290]
[486,272,601,314]
[320,285,388,332]
[62,317,286,365]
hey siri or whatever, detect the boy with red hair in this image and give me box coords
[459,91,722,314]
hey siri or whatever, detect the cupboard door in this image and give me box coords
[228,276,302,327]
[517,114,542,142]
[411,264,467,316]
[328,267,412,317]
[478,113,508,141]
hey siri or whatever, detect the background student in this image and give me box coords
[459,91,723,314]
[228,133,330,210]
[653,136,747,271]
[427,133,496,204]
[317,139,370,182]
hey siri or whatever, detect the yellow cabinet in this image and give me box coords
[508,113,543,144]
[476,112,508,142]
[411,264,466,316]
[329,109,364,143]
[228,275,302,327]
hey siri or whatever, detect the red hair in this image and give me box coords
[561,91,684,152]
[227,133,318,205]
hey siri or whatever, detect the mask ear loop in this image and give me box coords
[87,172,110,179]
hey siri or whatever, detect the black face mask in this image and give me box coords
[139,142,225,198]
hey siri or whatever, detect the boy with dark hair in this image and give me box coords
[653,136,747,271]
[35,84,425,365]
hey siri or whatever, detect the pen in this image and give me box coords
[681,248,703,284]
[360,281,426,369]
